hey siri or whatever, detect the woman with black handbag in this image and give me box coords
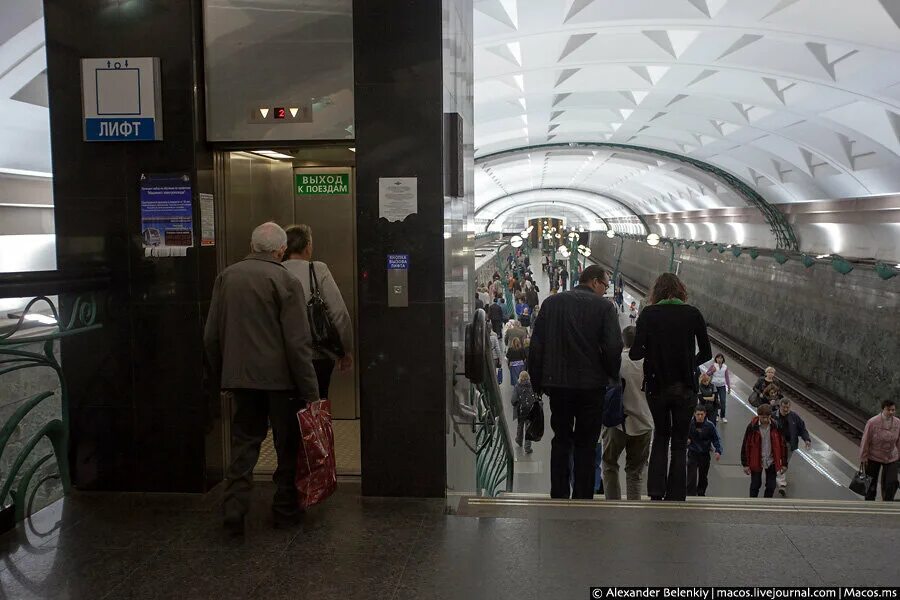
[858,399,899,501]
[283,224,354,399]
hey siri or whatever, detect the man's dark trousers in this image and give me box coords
[647,386,695,500]
[224,390,303,522]
[548,388,604,499]
[750,465,778,498]
[686,451,711,496]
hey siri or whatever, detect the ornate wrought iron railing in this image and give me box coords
[0,270,106,527]
[464,308,514,496]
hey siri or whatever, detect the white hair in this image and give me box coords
[250,222,287,253]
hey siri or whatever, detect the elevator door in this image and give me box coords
[293,166,358,419]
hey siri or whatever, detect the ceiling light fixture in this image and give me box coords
[252,150,294,160]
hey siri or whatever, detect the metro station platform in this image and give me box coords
[496,251,862,502]
[1,481,897,599]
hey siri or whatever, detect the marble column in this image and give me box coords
[43,0,221,492]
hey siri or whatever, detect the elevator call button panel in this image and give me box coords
[387,254,409,308]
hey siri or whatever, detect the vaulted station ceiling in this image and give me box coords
[474,0,900,246]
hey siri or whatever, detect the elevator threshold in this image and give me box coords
[253,419,361,479]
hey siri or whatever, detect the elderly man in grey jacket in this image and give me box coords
[204,222,320,534]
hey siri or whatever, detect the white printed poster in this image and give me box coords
[378,177,417,222]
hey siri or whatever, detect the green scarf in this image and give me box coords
[656,298,685,305]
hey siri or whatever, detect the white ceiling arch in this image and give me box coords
[0,0,50,175]
[474,0,900,231]
[476,187,637,220]
[483,198,609,232]
[474,143,795,243]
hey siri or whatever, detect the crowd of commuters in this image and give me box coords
[207,224,894,538]
[488,246,895,504]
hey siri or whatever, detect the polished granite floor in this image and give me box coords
[1,481,898,599]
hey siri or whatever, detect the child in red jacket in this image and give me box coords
[740,403,787,498]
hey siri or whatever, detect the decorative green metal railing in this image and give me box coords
[465,309,514,496]
[0,271,105,526]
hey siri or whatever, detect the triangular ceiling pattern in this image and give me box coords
[474,0,900,232]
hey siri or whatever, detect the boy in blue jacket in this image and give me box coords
[686,404,722,496]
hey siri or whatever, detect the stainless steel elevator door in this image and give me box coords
[293,167,358,419]
[222,152,294,266]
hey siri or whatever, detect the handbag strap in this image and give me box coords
[308,262,322,297]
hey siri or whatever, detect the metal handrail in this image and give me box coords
[0,281,104,526]
[465,308,515,496]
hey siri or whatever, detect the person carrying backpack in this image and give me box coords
[600,325,654,500]
[512,371,540,454]
[697,373,719,426]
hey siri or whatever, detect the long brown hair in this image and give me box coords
[649,272,688,304]
[511,337,523,351]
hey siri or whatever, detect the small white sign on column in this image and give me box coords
[81,57,163,141]
[378,177,417,222]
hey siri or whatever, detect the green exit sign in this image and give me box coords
[295,173,351,195]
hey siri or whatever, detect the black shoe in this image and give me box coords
[223,515,245,537]
[778,488,786,497]
[650,495,663,501]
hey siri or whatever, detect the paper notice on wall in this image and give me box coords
[199,192,215,246]
[378,177,417,222]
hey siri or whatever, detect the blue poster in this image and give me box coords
[139,173,193,252]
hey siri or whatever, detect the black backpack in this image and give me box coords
[307,262,344,357]
[602,378,626,428]
[525,400,544,441]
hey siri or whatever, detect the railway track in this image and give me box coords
[608,269,867,442]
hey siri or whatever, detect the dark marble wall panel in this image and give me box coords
[354,0,459,497]
[590,237,900,417]
[44,0,218,492]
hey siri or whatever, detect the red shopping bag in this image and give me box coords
[295,399,337,509]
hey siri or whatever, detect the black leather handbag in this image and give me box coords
[849,469,873,497]
[307,263,344,358]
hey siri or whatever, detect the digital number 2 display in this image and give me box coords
[274,107,286,119]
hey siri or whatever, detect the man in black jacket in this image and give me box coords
[529,265,623,499]
[488,298,505,338]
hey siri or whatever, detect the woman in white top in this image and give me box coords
[282,224,353,399]
[704,353,732,423]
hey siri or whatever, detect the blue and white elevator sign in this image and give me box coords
[81,57,163,141]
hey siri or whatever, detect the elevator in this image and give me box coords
[214,145,360,476]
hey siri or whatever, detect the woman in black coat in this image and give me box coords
[629,273,712,501]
